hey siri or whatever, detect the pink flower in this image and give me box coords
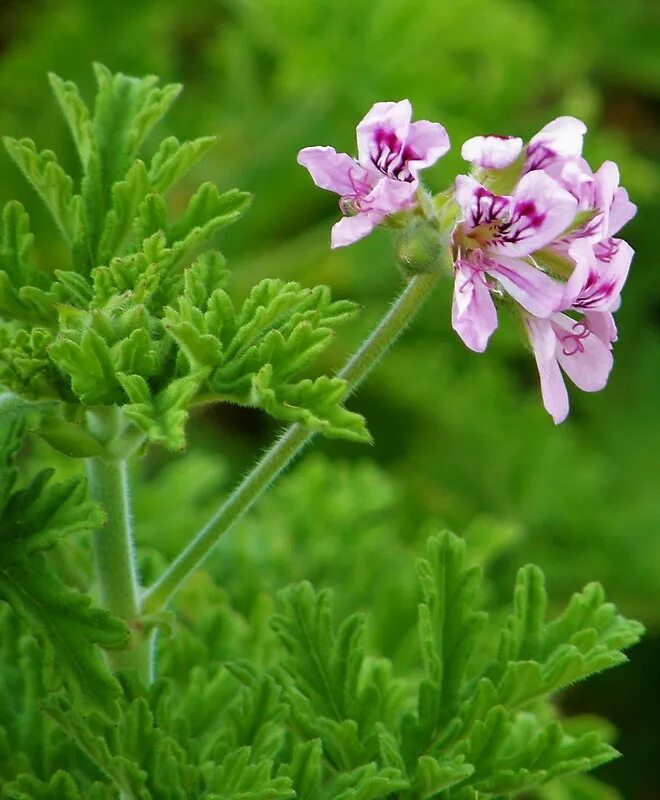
[451,171,577,352]
[549,159,637,247]
[524,237,634,423]
[461,117,637,250]
[461,116,586,173]
[298,100,450,248]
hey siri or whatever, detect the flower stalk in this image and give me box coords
[141,267,444,614]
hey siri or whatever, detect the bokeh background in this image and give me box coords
[0,1,658,797]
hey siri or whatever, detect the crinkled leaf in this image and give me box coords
[3,138,84,247]
[148,135,217,194]
[119,370,206,451]
[0,413,127,722]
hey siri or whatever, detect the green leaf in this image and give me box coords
[488,566,645,710]
[49,325,121,405]
[0,328,69,401]
[97,159,150,263]
[410,755,475,798]
[0,413,128,721]
[148,135,217,193]
[279,740,322,800]
[329,763,408,800]
[48,72,95,167]
[44,693,194,798]
[34,416,105,458]
[91,63,181,192]
[205,747,294,799]
[166,183,251,252]
[401,532,487,765]
[212,674,288,761]
[0,201,36,288]
[3,138,84,247]
[251,366,370,442]
[3,771,86,800]
[273,583,395,771]
[119,370,206,451]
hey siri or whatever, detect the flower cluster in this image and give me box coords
[298,103,636,423]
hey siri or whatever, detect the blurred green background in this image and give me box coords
[0,0,658,797]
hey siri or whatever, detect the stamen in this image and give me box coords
[560,319,591,356]
[456,252,491,291]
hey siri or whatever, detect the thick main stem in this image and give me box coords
[86,409,147,677]
[142,270,441,614]
[86,456,140,622]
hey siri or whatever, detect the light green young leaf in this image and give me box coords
[0,202,88,326]
[167,184,251,252]
[2,138,84,247]
[251,366,370,442]
[119,370,206,451]
[148,135,217,193]
[0,328,69,401]
[48,72,95,167]
[49,325,121,406]
[97,159,151,264]
[91,63,181,191]
[410,754,474,798]
[487,566,645,710]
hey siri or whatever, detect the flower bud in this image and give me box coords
[392,217,450,277]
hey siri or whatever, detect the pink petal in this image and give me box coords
[608,187,637,236]
[330,211,383,248]
[454,174,512,227]
[529,116,587,158]
[297,146,371,197]
[552,313,613,392]
[554,157,595,205]
[365,177,417,215]
[406,119,451,171]
[591,161,621,239]
[451,261,498,352]
[488,254,563,317]
[356,100,412,169]
[592,238,633,310]
[461,135,523,169]
[586,310,618,347]
[563,239,597,308]
[526,315,569,424]
[568,238,633,313]
[493,170,578,256]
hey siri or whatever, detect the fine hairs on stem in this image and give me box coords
[141,268,444,614]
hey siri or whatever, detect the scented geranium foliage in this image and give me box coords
[0,75,643,800]
[0,528,643,799]
[0,65,369,449]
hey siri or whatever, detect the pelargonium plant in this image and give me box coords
[0,69,642,799]
[299,106,636,423]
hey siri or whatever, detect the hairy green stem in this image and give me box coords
[86,409,149,678]
[142,269,442,614]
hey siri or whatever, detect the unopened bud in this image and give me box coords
[393,217,450,277]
